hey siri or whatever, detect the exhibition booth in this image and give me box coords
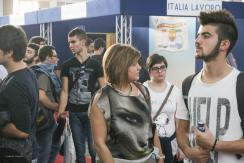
[0,0,243,85]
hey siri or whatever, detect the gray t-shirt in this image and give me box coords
[38,73,55,103]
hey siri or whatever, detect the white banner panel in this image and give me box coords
[9,14,25,25]
[61,2,87,20]
[167,0,222,16]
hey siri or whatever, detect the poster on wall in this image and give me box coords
[152,17,188,52]
[149,16,196,87]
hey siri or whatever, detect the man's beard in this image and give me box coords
[195,40,221,62]
[23,56,35,65]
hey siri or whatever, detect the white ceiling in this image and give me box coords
[18,0,80,1]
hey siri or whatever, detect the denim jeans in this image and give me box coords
[69,111,96,163]
[47,123,61,163]
[37,119,56,163]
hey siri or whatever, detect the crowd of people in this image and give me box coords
[0,9,243,163]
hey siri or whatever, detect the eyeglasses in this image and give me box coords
[151,65,166,72]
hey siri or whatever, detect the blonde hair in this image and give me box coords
[103,44,141,87]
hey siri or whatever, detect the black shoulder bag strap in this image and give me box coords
[133,82,157,138]
[153,85,174,122]
[133,82,151,106]
[69,73,81,93]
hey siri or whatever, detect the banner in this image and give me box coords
[167,0,222,16]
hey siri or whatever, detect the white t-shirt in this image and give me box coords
[144,81,179,156]
[0,65,7,80]
[176,68,244,163]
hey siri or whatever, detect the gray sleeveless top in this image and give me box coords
[97,84,154,161]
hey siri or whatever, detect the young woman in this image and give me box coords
[144,54,184,163]
[89,44,164,163]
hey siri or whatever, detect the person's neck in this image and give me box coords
[5,60,26,74]
[94,50,101,55]
[112,83,132,95]
[25,61,34,68]
[202,57,233,83]
[149,79,167,92]
[28,62,35,67]
[75,51,89,63]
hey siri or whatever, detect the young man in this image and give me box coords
[29,36,47,47]
[176,10,243,163]
[85,38,94,56]
[0,25,39,163]
[91,38,106,64]
[34,45,60,163]
[58,27,105,163]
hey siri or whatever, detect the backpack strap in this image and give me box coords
[32,66,57,101]
[182,73,198,110]
[237,72,244,138]
[235,72,244,159]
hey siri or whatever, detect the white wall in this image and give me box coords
[3,0,13,16]
[0,0,3,16]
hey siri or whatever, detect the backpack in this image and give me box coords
[31,65,61,131]
[182,72,244,136]
[31,65,61,102]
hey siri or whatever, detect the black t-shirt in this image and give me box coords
[61,56,103,110]
[91,54,103,65]
[0,68,39,133]
[91,54,103,92]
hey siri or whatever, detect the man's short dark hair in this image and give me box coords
[29,36,47,45]
[68,27,87,40]
[0,25,28,61]
[85,38,93,47]
[94,38,106,50]
[27,43,40,57]
[38,45,56,62]
[199,9,238,54]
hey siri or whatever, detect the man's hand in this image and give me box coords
[57,111,69,124]
[185,146,210,163]
[176,148,186,161]
[195,126,216,150]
